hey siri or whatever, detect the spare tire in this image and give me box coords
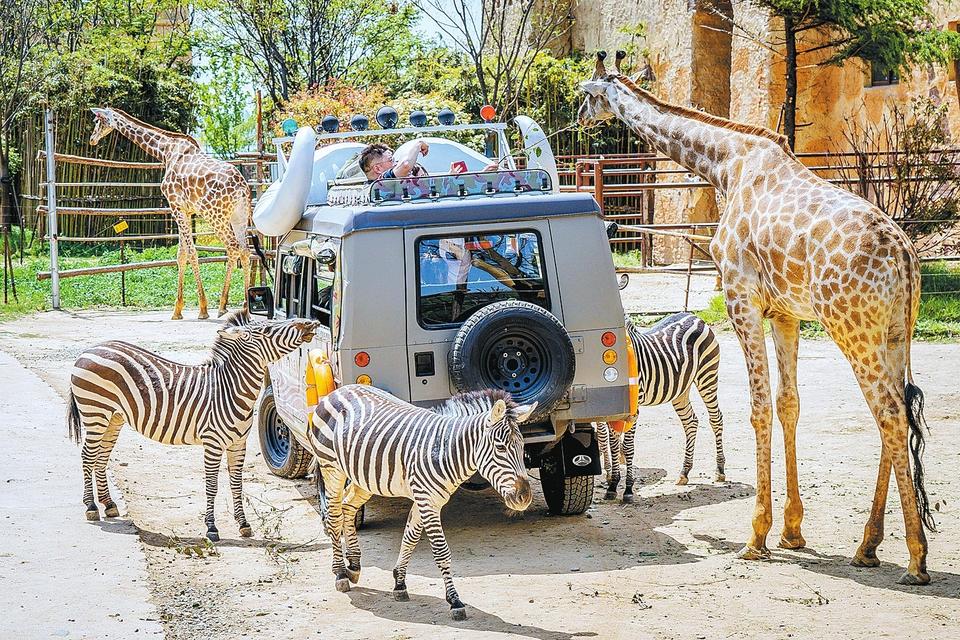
[448,301,575,423]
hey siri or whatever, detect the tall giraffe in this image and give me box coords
[90,108,252,320]
[579,51,935,585]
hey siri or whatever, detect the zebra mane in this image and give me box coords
[433,389,519,420]
[221,310,252,328]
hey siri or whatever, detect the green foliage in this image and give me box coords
[197,54,255,158]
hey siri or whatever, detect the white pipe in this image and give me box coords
[44,108,60,309]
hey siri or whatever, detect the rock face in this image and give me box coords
[552,0,960,262]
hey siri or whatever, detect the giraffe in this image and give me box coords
[579,51,935,585]
[90,107,252,320]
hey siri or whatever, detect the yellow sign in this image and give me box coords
[113,220,129,234]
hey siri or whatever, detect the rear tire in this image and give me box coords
[540,468,594,515]
[258,386,312,479]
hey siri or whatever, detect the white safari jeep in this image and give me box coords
[247,111,637,515]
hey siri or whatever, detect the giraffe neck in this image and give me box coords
[606,81,763,193]
[110,113,184,163]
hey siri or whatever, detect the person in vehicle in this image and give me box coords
[361,142,429,180]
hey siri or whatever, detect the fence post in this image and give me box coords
[44,108,61,309]
[593,160,604,216]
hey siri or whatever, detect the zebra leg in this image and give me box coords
[81,428,103,521]
[622,427,636,503]
[319,466,350,592]
[202,444,224,542]
[597,423,616,500]
[607,427,622,499]
[342,482,372,584]
[697,371,726,482]
[95,418,123,518]
[226,441,251,537]
[392,505,423,602]
[672,395,699,485]
[419,503,466,620]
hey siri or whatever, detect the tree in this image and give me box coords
[205,0,423,105]
[197,54,254,158]
[727,0,960,148]
[413,0,573,117]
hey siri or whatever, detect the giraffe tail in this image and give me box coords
[901,248,935,532]
[67,389,83,444]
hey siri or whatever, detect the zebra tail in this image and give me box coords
[66,389,83,444]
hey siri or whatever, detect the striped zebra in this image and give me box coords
[599,312,725,501]
[67,311,319,541]
[306,385,535,621]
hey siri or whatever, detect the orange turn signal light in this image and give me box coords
[354,351,370,367]
[601,331,617,347]
[356,374,371,385]
[602,349,618,365]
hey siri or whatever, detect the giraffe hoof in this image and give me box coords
[238,525,252,538]
[197,312,210,320]
[335,578,351,592]
[206,529,220,543]
[171,313,183,321]
[104,504,120,518]
[450,607,467,621]
[737,545,770,561]
[676,476,689,486]
[393,589,409,602]
[217,309,228,318]
[778,534,806,550]
[898,570,930,586]
[851,552,880,568]
[85,508,100,521]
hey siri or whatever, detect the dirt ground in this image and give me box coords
[1,303,959,640]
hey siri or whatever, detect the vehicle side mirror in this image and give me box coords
[247,286,274,319]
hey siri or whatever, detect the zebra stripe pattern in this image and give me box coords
[599,312,725,500]
[306,385,535,620]
[67,311,319,540]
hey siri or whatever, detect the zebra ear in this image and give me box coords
[486,399,507,426]
[217,326,248,341]
[513,402,538,424]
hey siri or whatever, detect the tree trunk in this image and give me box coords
[783,14,797,150]
[0,154,11,228]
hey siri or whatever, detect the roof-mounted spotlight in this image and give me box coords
[281,118,298,136]
[437,108,456,126]
[409,110,427,127]
[479,104,496,122]
[350,114,369,131]
[321,114,340,133]
[376,106,399,129]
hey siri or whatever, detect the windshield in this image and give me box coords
[416,230,549,328]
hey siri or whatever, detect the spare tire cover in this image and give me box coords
[448,300,575,423]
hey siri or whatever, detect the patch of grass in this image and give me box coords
[0,236,247,322]
[612,250,646,269]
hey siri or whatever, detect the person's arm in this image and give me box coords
[393,141,429,177]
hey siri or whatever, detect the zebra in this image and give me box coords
[599,312,725,501]
[306,385,536,621]
[67,311,319,541]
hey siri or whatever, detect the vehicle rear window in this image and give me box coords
[416,230,549,328]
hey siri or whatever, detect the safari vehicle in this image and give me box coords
[247,107,638,515]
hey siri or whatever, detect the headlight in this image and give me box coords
[603,366,619,383]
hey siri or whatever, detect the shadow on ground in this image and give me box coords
[93,518,328,552]
[344,586,598,640]
[694,534,960,599]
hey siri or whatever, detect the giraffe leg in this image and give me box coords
[852,452,890,568]
[172,240,187,321]
[392,504,423,601]
[418,500,466,620]
[217,245,238,317]
[671,394,699,485]
[95,417,123,518]
[622,427,636,502]
[319,466,350,591]
[342,482,372,584]
[771,316,805,550]
[202,444,223,541]
[226,440,251,537]
[727,298,773,561]
[239,248,251,312]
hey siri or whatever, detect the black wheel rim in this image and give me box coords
[263,405,291,469]
[479,328,550,403]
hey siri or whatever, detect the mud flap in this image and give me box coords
[539,429,601,477]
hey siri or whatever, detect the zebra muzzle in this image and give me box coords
[504,476,533,511]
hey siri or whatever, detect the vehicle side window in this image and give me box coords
[277,254,312,319]
[416,230,549,328]
[311,260,335,328]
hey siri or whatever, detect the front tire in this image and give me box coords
[258,386,312,479]
[539,465,594,515]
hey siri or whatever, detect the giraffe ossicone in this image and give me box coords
[90,107,252,320]
[579,50,934,586]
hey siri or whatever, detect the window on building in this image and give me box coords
[869,61,899,87]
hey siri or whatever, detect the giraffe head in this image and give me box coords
[577,51,621,127]
[90,108,118,146]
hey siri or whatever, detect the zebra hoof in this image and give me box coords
[335,578,351,593]
[716,474,726,483]
[603,489,617,500]
[450,607,467,621]
[676,476,689,486]
[206,529,220,543]
[238,525,252,538]
[85,508,100,521]
[393,589,409,602]
[622,493,634,504]
[345,566,361,584]
[103,504,120,518]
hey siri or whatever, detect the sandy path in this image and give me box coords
[1,308,958,640]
